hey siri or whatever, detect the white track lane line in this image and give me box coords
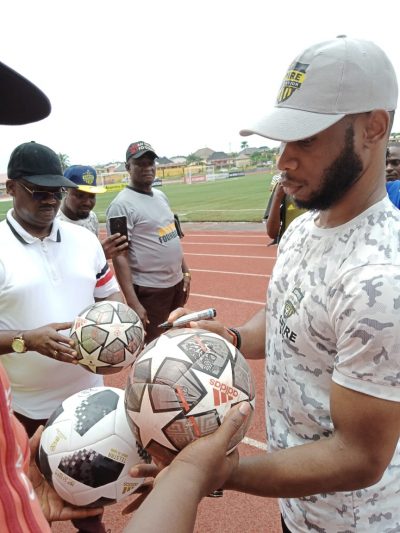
[184,242,269,247]
[242,436,268,451]
[190,293,265,305]
[185,253,275,259]
[187,234,266,239]
[191,269,269,278]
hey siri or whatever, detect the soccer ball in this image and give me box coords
[125,328,255,464]
[70,301,144,374]
[38,386,151,507]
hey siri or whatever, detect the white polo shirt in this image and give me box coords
[0,210,120,419]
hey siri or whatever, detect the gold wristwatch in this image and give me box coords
[11,333,27,353]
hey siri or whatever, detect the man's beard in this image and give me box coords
[295,125,363,211]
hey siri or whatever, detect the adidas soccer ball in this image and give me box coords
[70,301,144,374]
[125,328,255,464]
[38,386,151,507]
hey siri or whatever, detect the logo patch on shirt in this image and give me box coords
[158,223,178,244]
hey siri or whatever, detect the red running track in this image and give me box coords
[52,228,281,533]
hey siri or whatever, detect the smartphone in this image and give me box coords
[109,216,129,239]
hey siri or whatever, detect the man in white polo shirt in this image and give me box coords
[0,141,122,438]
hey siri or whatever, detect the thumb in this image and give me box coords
[29,425,44,455]
[215,402,251,448]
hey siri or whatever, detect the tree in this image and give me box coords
[185,153,202,165]
[58,153,70,172]
[250,151,262,166]
[240,141,249,150]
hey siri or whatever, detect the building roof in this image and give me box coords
[193,147,215,159]
[207,151,229,162]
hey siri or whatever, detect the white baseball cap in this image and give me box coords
[240,36,398,142]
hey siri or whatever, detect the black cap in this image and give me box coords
[0,61,51,125]
[126,141,158,162]
[7,142,77,188]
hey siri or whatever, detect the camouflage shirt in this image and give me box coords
[266,197,400,532]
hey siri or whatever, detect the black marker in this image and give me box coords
[158,308,216,329]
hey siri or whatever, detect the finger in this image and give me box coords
[129,463,160,478]
[53,350,78,364]
[29,425,44,454]
[62,506,103,520]
[52,322,73,331]
[53,340,78,354]
[215,402,251,447]
[167,306,191,322]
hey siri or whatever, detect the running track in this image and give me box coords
[53,226,281,533]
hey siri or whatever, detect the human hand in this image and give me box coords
[127,302,149,332]
[123,402,251,517]
[166,307,230,340]
[29,427,103,523]
[276,181,287,199]
[101,233,128,260]
[165,402,251,496]
[121,463,160,515]
[182,276,191,304]
[23,323,78,363]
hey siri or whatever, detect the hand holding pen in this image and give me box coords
[158,308,217,329]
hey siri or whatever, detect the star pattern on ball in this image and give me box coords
[94,310,134,346]
[128,385,181,451]
[138,336,193,380]
[77,345,104,372]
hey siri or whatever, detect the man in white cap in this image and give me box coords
[161,37,400,532]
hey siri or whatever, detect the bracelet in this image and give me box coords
[183,272,191,278]
[226,327,242,351]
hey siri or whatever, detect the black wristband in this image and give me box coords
[228,327,242,351]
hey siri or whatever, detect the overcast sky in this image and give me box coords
[1,0,399,172]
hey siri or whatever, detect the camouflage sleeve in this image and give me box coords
[330,264,400,402]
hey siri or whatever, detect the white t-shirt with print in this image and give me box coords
[266,197,400,532]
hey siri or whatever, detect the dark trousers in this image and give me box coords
[14,411,106,533]
[134,279,187,344]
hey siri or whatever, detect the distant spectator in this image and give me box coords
[106,141,191,344]
[58,165,128,258]
[386,142,400,181]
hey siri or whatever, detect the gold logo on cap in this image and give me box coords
[277,62,308,104]
[82,170,95,185]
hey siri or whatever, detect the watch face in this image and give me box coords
[12,338,26,353]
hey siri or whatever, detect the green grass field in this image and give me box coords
[0,172,273,223]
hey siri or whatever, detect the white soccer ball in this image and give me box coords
[38,386,151,507]
[70,301,145,374]
[125,328,255,464]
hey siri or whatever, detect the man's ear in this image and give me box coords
[5,179,16,196]
[363,110,390,147]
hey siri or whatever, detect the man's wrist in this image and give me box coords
[183,271,191,279]
[226,327,242,350]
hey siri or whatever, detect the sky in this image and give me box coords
[1,0,399,172]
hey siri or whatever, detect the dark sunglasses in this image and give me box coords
[18,181,66,201]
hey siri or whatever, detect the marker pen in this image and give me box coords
[158,308,216,329]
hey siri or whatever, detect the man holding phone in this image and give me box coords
[106,141,191,343]
[58,165,128,259]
